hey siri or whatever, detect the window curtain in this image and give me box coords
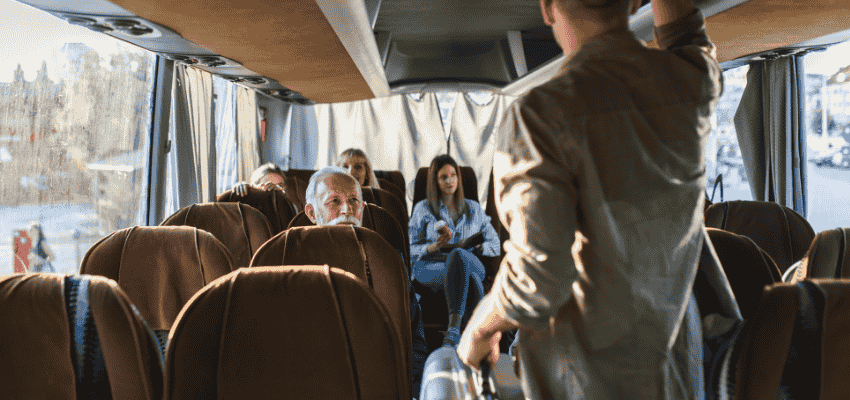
[236,86,261,183]
[166,64,215,215]
[733,56,806,215]
[287,92,446,209]
[449,92,514,204]
[214,76,238,195]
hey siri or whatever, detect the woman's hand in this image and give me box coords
[428,230,452,253]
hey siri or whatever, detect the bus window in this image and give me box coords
[706,65,752,202]
[0,2,156,274]
[804,41,850,233]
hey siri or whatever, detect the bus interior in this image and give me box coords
[3,0,850,398]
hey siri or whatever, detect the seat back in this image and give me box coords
[705,201,815,272]
[287,204,411,271]
[80,226,235,332]
[731,279,850,399]
[482,168,510,291]
[705,227,781,320]
[362,186,409,236]
[250,226,412,379]
[412,166,478,208]
[285,168,316,185]
[160,202,273,268]
[284,176,308,212]
[0,273,163,400]
[374,169,406,194]
[217,185,297,234]
[794,228,850,280]
[164,266,409,400]
[377,178,406,209]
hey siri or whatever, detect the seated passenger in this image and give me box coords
[336,148,381,189]
[409,155,500,347]
[231,162,287,196]
[304,166,426,400]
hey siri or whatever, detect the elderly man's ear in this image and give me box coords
[304,204,317,224]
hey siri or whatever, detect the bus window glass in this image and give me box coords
[0,3,156,274]
[804,41,850,233]
[706,65,752,202]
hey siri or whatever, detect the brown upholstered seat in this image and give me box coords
[732,279,850,399]
[164,266,410,400]
[362,186,409,245]
[482,168,510,292]
[0,273,163,400]
[217,185,297,235]
[286,204,411,271]
[249,226,412,383]
[374,169,406,196]
[705,201,815,273]
[80,226,235,331]
[794,228,850,279]
[705,227,782,320]
[377,178,406,210]
[160,202,273,268]
[412,165,479,207]
[285,168,316,185]
[284,175,308,212]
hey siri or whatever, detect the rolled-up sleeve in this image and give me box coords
[491,99,580,331]
[409,201,433,262]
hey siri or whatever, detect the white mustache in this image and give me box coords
[324,215,362,227]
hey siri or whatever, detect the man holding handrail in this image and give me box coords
[457,0,722,398]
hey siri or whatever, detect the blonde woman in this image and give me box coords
[336,148,380,189]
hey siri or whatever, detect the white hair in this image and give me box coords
[306,166,363,209]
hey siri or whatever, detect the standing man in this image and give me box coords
[457,0,721,399]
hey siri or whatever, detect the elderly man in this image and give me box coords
[304,166,427,400]
[454,0,722,399]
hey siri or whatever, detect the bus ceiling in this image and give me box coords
[14,0,850,103]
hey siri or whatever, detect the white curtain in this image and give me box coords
[449,92,514,204]
[166,64,215,215]
[214,76,238,195]
[288,92,446,209]
[236,86,261,183]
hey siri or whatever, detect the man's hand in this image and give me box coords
[232,182,250,197]
[258,181,285,193]
[457,294,519,370]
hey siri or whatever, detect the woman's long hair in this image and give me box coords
[337,148,380,189]
[426,155,468,220]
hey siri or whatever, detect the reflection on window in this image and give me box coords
[804,41,850,234]
[706,65,752,203]
[0,17,156,274]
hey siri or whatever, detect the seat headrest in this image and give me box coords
[161,202,273,268]
[216,185,297,234]
[705,201,815,272]
[165,266,409,399]
[705,227,781,320]
[284,176,308,212]
[0,274,163,400]
[795,228,850,279]
[374,170,406,193]
[80,226,235,330]
[285,204,410,271]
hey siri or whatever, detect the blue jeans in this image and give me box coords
[414,248,485,330]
